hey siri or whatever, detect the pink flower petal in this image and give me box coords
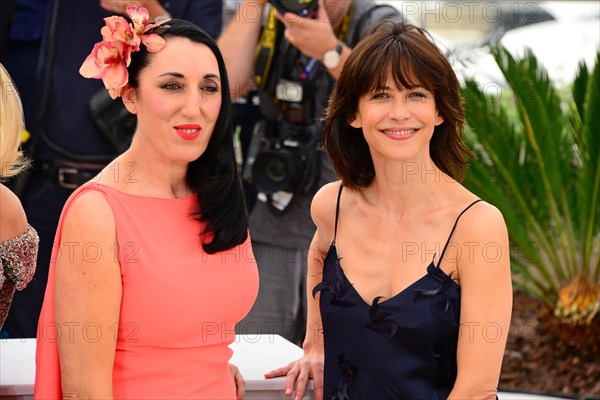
[101,16,128,41]
[79,52,105,79]
[141,34,167,53]
[127,5,149,34]
[79,41,117,79]
[102,63,128,96]
[101,17,141,51]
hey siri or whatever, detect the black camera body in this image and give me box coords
[243,12,324,213]
[245,49,322,197]
[247,119,321,195]
[269,0,318,16]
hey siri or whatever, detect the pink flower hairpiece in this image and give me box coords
[79,6,170,99]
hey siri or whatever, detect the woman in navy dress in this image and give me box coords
[267,21,512,400]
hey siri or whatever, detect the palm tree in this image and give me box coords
[461,45,600,326]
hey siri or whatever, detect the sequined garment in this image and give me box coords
[0,225,39,328]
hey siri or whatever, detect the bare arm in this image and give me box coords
[448,203,513,399]
[0,184,28,243]
[54,191,122,398]
[99,0,169,20]
[217,0,268,99]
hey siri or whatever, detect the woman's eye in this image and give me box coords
[409,91,427,99]
[161,82,181,90]
[371,92,389,100]
[202,85,219,94]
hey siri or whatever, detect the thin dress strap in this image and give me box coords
[332,183,344,244]
[437,199,483,267]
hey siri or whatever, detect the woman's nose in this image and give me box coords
[388,97,411,121]
[181,90,203,118]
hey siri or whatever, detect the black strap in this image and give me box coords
[437,199,483,267]
[332,183,344,244]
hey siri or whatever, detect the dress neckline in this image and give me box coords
[324,243,457,308]
[85,182,198,202]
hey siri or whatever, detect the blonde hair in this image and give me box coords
[0,63,29,180]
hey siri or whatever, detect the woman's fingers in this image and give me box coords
[229,363,245,400]
[264,357,323,399]
[264,362,292,378]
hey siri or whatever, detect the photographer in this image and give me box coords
[218,0,402,343]
[2,0,223,339]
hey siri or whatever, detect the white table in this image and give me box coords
[0,335,313,399]
[0,336,570,400]
[230,334,313,399]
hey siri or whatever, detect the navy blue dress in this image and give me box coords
[314,185,482,399]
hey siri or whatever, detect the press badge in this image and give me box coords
[276,80,303,103]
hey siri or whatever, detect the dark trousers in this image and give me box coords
[2,174,72,338]
[236,241,307,345]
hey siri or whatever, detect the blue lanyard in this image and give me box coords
[300,58,318,80]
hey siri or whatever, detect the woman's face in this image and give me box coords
[350,73,444,165]
[124,37,222,165]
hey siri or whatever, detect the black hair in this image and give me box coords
[128,19,248,254]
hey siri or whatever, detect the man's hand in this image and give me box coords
[274,0,338,61]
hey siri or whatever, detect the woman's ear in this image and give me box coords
[121,85,138,114]
[348,114,362,129]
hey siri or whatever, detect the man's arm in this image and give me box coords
[217,0,268,99]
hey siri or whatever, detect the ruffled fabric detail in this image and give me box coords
[366,296,399,338]
[313,248,356,308]
[414,261,460,326]
[414,260,460,385]
[0,225,39,290]
[330,355,358,400]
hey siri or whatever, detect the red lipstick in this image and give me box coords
[175,124,201,140]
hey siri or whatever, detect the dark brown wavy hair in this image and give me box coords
[324,20,474,190]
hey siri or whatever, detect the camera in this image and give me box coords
[270,0,318,16]
[242,22,322,213]
[245,119,320,195]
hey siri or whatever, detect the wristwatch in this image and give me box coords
[323,41,343,70]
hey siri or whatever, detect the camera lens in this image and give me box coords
[269,0,318,16]
[265,157,287,183]
[253,150,303,194]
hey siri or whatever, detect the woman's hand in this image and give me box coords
[264,347,324,400]
[229,363,245,400]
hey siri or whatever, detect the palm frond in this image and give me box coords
[579,52,600,279]
[462,45,600,308]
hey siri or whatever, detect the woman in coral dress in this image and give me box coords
[34,9,258,399]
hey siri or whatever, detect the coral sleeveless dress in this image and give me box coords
[315,185,482,399]
[35,183,259,399]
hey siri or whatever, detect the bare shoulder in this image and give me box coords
[0,184,28,242]
[61,189,115,242]
[456,200,508,242]
[453,200,510,279]
[310,181,343,231]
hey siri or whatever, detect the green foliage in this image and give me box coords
[462,46,600,305]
